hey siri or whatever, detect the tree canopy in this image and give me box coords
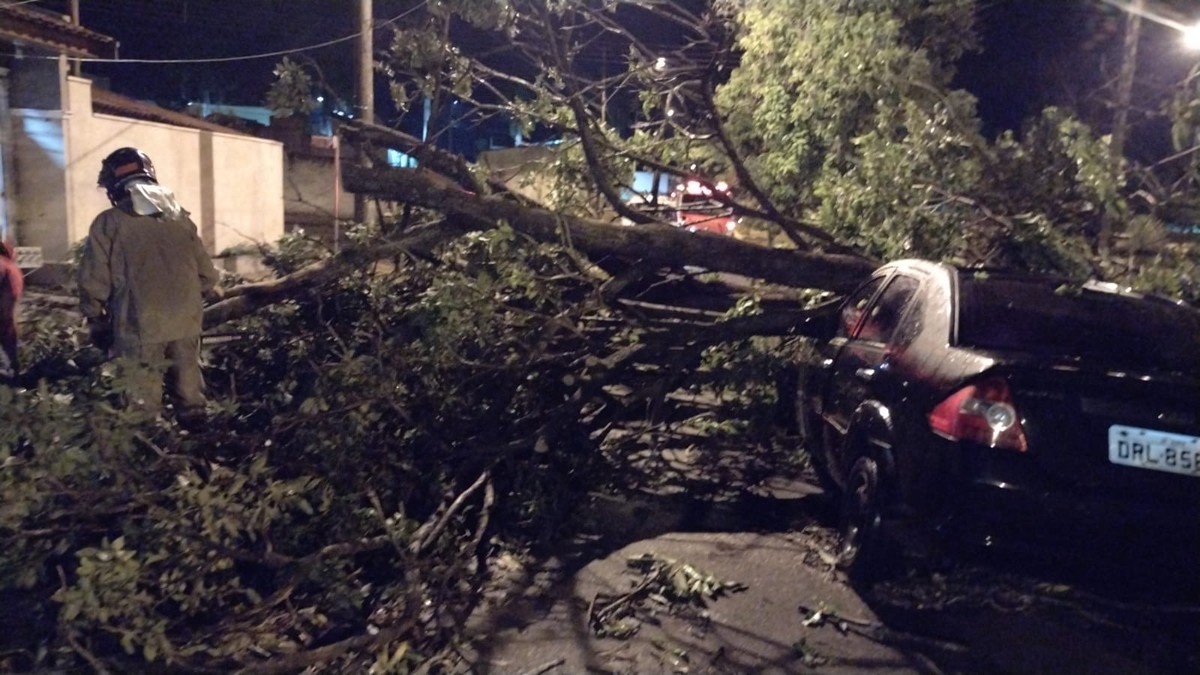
[322,0,1195,299]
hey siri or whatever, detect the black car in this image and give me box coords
[794,259,1200,579]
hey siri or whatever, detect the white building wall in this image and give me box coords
[285,152,354,225]
[207,132,285,253]
[12,75,285,262]
[10,107,69,258]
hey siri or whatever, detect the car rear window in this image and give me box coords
[957,275,1200,372]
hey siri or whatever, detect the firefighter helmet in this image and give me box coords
[98,147,158,203]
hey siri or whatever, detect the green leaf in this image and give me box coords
[62,600,81,621]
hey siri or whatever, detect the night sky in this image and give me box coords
[953,0,1198,144]
[37,0,415,112]
[29,0,1200,150]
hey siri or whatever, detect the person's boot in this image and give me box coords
[176,405,208,432]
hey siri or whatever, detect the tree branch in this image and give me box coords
[409,469,493,557]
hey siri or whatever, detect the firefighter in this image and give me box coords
[78,147,220,422]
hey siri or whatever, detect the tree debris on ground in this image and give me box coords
[588,553,747,639]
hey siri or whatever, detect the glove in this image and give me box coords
[87,318,113,351]
[204,286,226,304]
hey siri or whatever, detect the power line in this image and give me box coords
[13,1,689,69]
[17,2,424,64]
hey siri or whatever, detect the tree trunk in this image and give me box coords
[340,163,878,292]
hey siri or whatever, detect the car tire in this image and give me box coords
[835,455,895,584]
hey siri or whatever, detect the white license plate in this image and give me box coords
[1109,425,1200,478]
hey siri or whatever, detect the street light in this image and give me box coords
[1185,21,1200,50]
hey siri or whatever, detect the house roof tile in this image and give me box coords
[0,5,117,59]
[92,87,248,136]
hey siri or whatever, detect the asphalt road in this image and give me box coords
[463,480,1200,674]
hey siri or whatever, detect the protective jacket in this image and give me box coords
[0,240,23,371]
[0,241,25,301]
[78,187,219,349]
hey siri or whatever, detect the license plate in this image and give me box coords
[1109,425,1200,478]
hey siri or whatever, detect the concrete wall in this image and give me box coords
[10,74,285,261]
[478,145,558,206]
[205,127,285,253]
[284,151,354,227]
[0,67,13,244]
[10,107,69,258]
[9,55,62,110]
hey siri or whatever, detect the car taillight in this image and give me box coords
[929,378,1028,452]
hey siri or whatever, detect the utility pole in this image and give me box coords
[1103,0,1144,264]
[354,0,376,227]
[69,0,81,76]
[1112,0,1143,162]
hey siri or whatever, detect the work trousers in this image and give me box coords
[115,336,206,412]
[0,291,17,376]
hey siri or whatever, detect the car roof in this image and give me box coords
[878,259,1197,312]
[877,258,953,279]
[881,259,1069,283]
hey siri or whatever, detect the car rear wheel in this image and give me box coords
[835,455,893,583]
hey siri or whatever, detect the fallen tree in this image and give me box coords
[337,159,879,293]
[200,153,876,337]
[5,1,1199,673]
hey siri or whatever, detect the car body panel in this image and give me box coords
[797,259,1200,553]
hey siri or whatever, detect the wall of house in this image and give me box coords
[10,75,286,262]
[478,145,558,206]
[203,125,286,254]
[10,106,69,258]
[7,55,68,256]
[284,150,354,230]
[0,67,13,244]
[9,55,62,110]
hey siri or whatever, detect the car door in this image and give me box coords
[822,273,923,474]
[808,273,888,473]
